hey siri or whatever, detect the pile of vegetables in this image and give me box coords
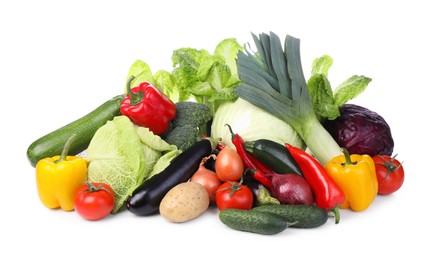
[26,32,404,235]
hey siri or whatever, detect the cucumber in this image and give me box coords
[244,139,303,176]
[253,204,328,228]
[219,209,289,235]
[27,94,124,167]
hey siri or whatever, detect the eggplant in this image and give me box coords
[242,174,261,206]
[126,139,214,216]
[242,173,281,207]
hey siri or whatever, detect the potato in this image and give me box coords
[160,182,210,223]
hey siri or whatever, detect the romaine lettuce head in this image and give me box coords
[86,116,177,213]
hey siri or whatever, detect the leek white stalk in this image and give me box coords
[300,114,342,165]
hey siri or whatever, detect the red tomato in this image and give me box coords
[373,154,405,195]
[215,181,253,210]
[74,182,115,220]
[215,147,244,182]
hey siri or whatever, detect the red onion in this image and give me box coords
[269,173,314,205]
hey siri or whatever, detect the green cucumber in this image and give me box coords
[244,139,303,176]
[253,204,328,228]
[27,94,124,167]
[219,209,289,235]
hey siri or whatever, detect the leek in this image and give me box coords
[234,32,342,165]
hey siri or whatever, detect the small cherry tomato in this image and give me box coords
[215,181,253,210]
[74,182,115,221]
[373,154,405,195]
[215,147,244,182]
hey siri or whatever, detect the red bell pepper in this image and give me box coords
[285,143,345,224]
[120,76,176,135]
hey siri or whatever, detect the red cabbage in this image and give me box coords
[323,104,394,157]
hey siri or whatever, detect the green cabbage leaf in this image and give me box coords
[86,116,178,213]
[211,97,305,151]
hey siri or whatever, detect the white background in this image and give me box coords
[1,0,427,259]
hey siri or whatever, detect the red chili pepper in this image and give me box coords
[225,125,256,169]
[225,124,272,188]
[249,155,277,178]
[285,143,345,224]
[120,76,176,135]
[251,168,272,188]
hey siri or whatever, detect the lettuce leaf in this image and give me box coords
[214,38,243,78]
[311,54,333,76]
[171,42,241,113]
[307,55,372,120]
[333,75,372,107]
[86,116,178,213]
[307,74,340,120]
[153,70,184,102]
[125,60,154,91]
[126,38,243,113]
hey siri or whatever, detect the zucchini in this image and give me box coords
[253,204,328,228]
[244,139,303,176]
[27,94,124,167]
[219,209,289,235]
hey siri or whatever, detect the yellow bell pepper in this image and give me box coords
[35,135,87,211]
[325,149,378,212]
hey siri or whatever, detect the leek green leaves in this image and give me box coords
[234,32,343,165]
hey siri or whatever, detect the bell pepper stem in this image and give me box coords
[341,148,356,166]
[56,134,76,163]
[125,75,144,105]
[331,206,341,224]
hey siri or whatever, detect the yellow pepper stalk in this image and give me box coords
[325,149,378,212]
[35,134,87,211]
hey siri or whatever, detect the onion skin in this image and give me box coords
[190,160,222,203]
[270,173,314,205]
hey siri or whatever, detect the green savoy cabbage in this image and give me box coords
[86,116,179,213]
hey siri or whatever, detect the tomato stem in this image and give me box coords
[374,154,404,180]
[216,179,244,197]
[83,182,112,194]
